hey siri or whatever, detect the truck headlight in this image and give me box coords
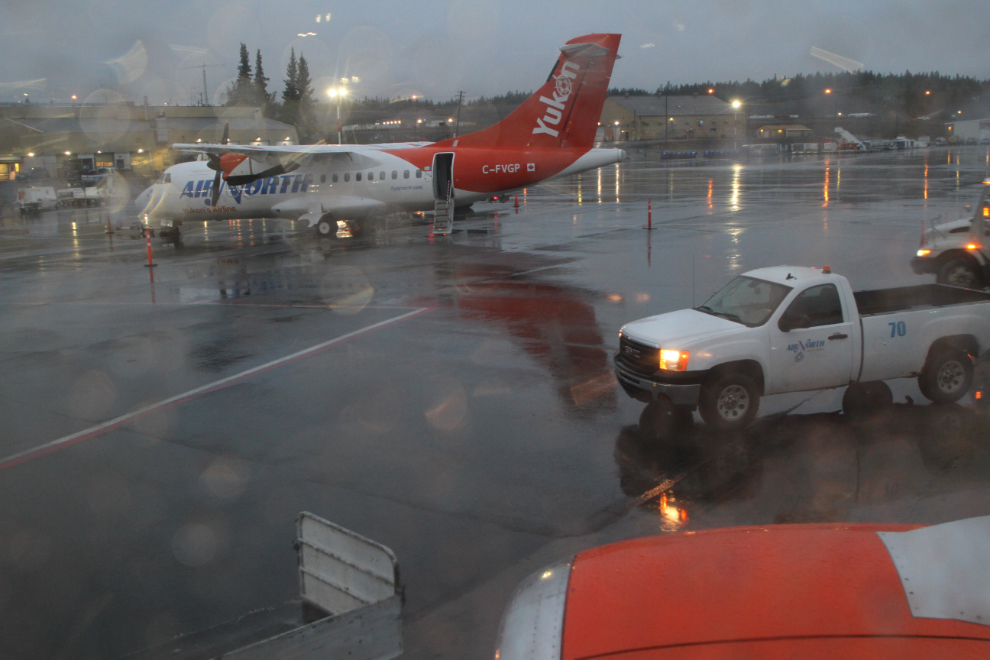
[494,558,572,660]
[660,349,690,371]
[917,249,931,257]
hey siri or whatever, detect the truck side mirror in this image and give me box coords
[779,314,811,332]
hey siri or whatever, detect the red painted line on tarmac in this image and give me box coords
[0,307,431,472]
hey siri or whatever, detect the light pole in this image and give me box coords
[824,88,834,136]
[731,100,742,150]
[327,87,348,145]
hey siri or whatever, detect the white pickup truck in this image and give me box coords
[615,266,990,430]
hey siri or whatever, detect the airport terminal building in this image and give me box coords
[599,95,742,142]
[0,102,297,180]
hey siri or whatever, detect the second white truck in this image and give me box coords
[615,266,990,430]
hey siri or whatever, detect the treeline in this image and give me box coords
[610,71,990,119]
[224,43,316,140]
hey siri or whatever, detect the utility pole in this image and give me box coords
[454,91,464,138]
[180,63,223,106]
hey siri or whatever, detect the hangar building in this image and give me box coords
[598,95,743,142]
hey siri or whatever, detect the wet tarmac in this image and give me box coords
[2,147,990,659]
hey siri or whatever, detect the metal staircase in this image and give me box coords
[432,182,454,235]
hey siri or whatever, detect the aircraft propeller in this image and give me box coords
[207,121,229,208]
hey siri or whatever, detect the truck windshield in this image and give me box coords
[697,276,792,327]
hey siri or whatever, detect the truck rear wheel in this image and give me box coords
[919,348,973,404]
[699,373,759,430]
[937,259,983,290]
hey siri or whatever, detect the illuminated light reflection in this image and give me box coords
[655,492,688,532]
[597,167,602,203]
[615,162,620,203]
[577,174,582,205]
[607,293,623,302]
[823,166,829,207]
[707,178,713,212]
[730,164,741,211]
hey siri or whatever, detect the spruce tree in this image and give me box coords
[237,43,252,81]
[297,55,314,107]
[280,48,300,126]
[282,48,299,105]
[225,42,254,106]
[295,54,316,142]
[254,49,273,112]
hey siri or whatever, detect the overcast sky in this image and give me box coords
[0,0,987,105]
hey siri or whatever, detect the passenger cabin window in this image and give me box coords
[344,173,350,182]
[380,171,385,180]
[415,170,422,178]
[392,171,397,180]
[403,170,410,179]
[320,175,326,184]
[332,174,338,183]
[368,172,374,181]
[780,284,844,329]
[356,173,362,181]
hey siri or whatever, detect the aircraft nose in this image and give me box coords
[135,187,153,211]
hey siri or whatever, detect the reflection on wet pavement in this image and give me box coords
[2,148,990,659]
[616,401,990,529]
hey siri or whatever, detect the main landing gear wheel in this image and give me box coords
[919,348,973,404]
[699,373,760,431]
[316,215,337,239]
[937,259,983,290]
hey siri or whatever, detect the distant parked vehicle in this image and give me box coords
[17,187,58,214]
[966,138,978,146]
[18,167,49,182]
[935,137,947,146]
[79,167,111,184]
[56,186,105,208]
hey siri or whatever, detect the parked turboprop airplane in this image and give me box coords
[135,33,624,238]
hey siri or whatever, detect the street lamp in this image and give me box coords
[731,100,742,149]
[327,87,348,145]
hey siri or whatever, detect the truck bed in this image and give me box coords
[853,284,990,316]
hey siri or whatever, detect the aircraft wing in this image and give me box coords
[171,141,433,170]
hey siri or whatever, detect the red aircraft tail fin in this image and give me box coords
[437,33,621,151]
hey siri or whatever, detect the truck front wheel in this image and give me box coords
[919,348,973,404]
[937,258,983,290]
[699,373,759,430]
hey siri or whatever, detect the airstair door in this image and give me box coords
[432,152,454,200]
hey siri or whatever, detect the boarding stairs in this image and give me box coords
[432,182,454,235]
[834,126,865,151]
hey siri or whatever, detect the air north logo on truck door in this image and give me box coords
[787,339,826,362]
[532,61,579,138]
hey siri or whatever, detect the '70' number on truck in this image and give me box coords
[889,321,907,338]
